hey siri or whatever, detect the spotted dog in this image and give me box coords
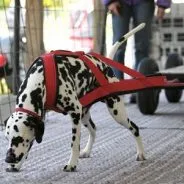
[4,25,146,172]
[4,53,145,172]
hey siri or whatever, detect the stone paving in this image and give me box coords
[0,92,184,184]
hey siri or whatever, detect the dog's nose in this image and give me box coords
[5,148,16,163]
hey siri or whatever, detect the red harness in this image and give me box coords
[15,50,184,118]
[41,50,184,111]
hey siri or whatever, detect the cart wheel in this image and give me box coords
[165,53,183,103]
[137,58,160,114]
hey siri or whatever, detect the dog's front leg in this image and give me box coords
[80,110,96,158]
[63,110,82,172]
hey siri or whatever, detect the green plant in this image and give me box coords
[0,0,10,8]
[43,0,63,8]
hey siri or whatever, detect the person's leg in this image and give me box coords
[133,0,155,70]
[129,0,155,103]
[111,2,132,79]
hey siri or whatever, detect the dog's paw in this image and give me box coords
[79,151,90,158]
[136,153,146,161]
[63,165,77,172]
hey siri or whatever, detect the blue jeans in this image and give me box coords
[112,0,155,79]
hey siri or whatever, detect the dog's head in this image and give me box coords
[4,111,44,172]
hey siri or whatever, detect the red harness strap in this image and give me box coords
[41,52,58,111]
[79,52,184,106]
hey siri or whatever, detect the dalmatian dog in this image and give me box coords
[4,25,146,172]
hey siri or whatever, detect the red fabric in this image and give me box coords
[42,53,58,111]
[0,54,7,67]
[79,76,169,106]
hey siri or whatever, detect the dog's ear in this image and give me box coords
[34,120,44,143]
[27,116,45,144]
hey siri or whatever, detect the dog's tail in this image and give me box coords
[108,23,145,59]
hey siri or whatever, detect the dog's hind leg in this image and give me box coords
[80,108,96,158]
[105,95,146,161]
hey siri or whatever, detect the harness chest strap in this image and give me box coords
[42,53,57,110]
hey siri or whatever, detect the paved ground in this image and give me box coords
[0,92,184,184]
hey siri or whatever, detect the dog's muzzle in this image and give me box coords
[5,148,17,163]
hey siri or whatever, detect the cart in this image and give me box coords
[137,54,183,114]
[136,3,184,114]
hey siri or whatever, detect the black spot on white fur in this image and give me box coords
[11,136,24,147]
[21,94,27,102]
[13,125,19,132]
[30,88,43,114]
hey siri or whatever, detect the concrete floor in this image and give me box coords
[0,92,184,184]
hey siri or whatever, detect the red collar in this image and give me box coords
[15,108,42,120]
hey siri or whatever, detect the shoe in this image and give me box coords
[129,94,136,104]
